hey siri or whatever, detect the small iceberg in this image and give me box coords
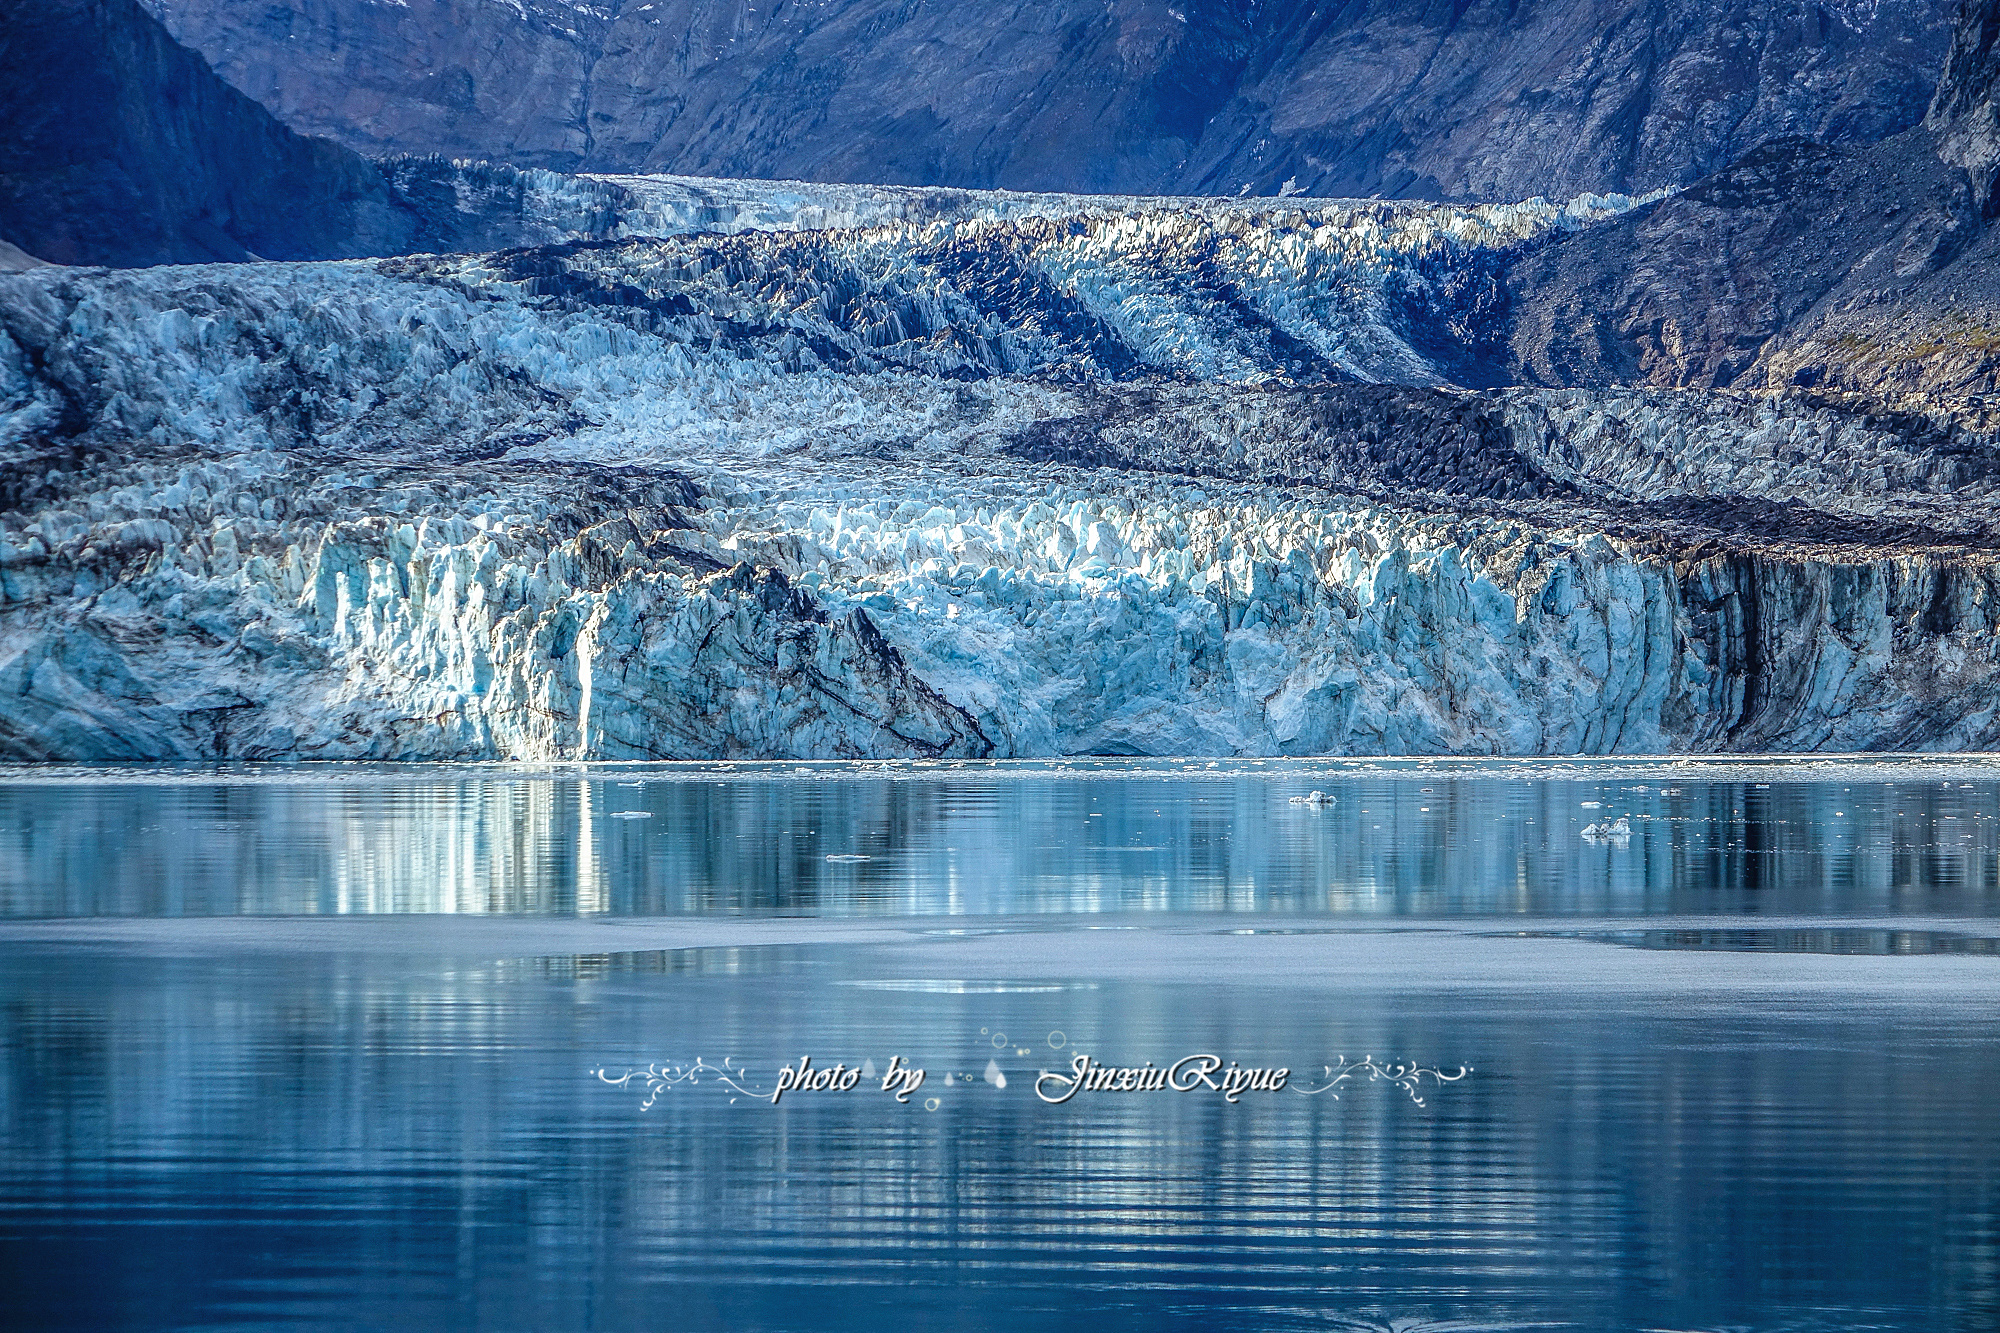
[984,1059,1007,1089]
[825,853,871,863]
[1581,815,1632,844]
[609,811,651,819]
[1288,790,1334,807]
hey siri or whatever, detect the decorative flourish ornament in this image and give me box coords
[594,1059,773,1109]
[1293,1055,1472,1106]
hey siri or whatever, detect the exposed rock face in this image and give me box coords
[9,197,2000,761]
[142,0,1952,200]
[1930,0,2000,215]
[1187,0,1954,200]
[1491,2,2000,398]
[0,0,421,266]
[1501,132,1992,392]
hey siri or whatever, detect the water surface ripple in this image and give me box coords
[1,759,1996,1331]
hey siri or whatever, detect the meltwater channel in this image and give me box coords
[3,757,1999,1332]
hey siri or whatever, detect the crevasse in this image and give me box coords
[2,180,1994,760]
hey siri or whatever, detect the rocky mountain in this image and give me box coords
[0,0,427,266]
[1929,0,2000,214]
[1189,0,1956,200]
[1494,0,2000,397]
[142,0,1954,201]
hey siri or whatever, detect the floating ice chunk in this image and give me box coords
[1288,790,1334,807]
[1581,816,1632,844]
[984,1059,1007,1089]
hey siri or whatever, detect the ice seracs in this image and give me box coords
[6,180,2000,761]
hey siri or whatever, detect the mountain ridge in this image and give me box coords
[142,0,1955,202]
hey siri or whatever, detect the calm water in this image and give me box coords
[4,759,2000,1331]
[7,758,2000,918]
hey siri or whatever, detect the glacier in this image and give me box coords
[5,181,1999,761]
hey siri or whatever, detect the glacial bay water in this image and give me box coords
[3,758,1999,1332]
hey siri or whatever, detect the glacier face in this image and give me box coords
[5,191,2000,761]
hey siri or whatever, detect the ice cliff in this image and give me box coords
[6,191,2000,761]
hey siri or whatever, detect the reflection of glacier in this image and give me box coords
[3,939,1995,1326]
[8,179,2000,759]
[2,768,1996,917]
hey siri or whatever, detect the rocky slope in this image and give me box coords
[1501,130,1993,392]
[8,193,2000,761]
[1492,0,2000,398]
[0,0,423,267]
[1929,0,2000,215]
[142,0,1952,201]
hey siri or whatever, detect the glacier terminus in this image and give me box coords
[7,176,2000,761]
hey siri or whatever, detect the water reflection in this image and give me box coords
[1,946,1995,1331]
[5,765,2000,918]
[1513,926,2000,954]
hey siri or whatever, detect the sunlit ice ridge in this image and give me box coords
[5,173,1999,763]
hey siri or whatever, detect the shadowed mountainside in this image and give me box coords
[0,0,420,265]
[1498,0,2000,398]
[141,0,1953,201]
